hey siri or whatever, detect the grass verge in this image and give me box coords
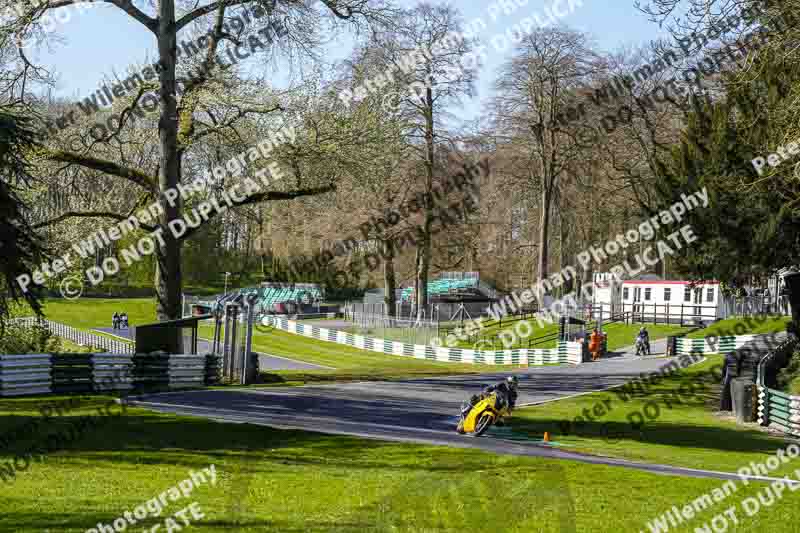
[199,325,522,384]
[511,355,798,474]
[687,315,791,339]
[1,395,799,531]
[54,338,94,353]
[601,322,691,351]
[42,298,156,332]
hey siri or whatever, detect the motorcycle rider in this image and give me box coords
[463,376,519,414]
[458,376,520,433]
[636,326,650,356]
[485,376,519,410]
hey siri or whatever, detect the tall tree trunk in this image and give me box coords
[154,0,183,351]
[414,246,423,315]
[416,86,435,318]
[580,174,595,306]
[537,182,552,304]
[559,209,572,295]
[383,240,397,319]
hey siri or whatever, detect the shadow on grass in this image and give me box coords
[512,367,787,456]
[0,396,579,531]
[510,417,784,454]
[1,514,300,533]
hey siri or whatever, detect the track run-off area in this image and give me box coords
[128,339,793,485]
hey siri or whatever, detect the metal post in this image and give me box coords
[229,307,239,382]
[243,294,256,384]
[191,326,198,355]
[222,304,233,380]
[598,305,603,334]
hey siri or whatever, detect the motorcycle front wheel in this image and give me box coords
[473,412,495,436]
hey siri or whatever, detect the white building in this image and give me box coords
[591,273,725,325]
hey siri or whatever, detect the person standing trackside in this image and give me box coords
[589,328,603,361]
[112,312,119,330]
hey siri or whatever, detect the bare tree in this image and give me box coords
[491,28,602,302]
[368,3,478,317]
[4,0,392,344]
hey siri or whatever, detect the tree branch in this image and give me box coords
[176,0,250,31]
[33,210,157,232]
[319,0,356,19]
[46,1,158,33]
[43,150,158,193]
[181,184,335,239]
[186,105,284,147]
[105,0,158,32]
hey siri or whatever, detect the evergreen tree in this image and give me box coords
[0,111,45,324]
[652,46,800,326]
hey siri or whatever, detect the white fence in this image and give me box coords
[11,317,134,354]
[264,316,584,366]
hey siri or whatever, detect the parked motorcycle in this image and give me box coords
[456,392,512,436]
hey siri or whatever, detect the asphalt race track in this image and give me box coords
[127,339,794,484]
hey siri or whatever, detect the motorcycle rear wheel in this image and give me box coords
[474,412,495,436]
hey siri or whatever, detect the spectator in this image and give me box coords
[589,328,603,361]
[112,312,119,330]
[121,313,129,329]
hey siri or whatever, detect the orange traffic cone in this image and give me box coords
[543,431,551,442]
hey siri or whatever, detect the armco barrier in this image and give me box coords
[674,334,758,355]
[757,334,800,436]
[263,316,584,365]
[0,355,52,397]
[758,387,800,437]
[0,354,220,397]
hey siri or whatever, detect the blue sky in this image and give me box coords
[35,0,670,121]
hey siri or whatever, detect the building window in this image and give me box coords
[664,288,671,302]
[707,288,715,302]
[684,288,691,302]
[623,287,629,300]
[644,288,652,301]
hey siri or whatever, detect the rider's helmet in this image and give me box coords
[639,327,646,334]
[506,376,519,390]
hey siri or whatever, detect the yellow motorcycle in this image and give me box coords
[456,392,512,436]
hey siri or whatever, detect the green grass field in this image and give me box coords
[35,298,523,382]
[512,355,799,474]
[687,315,791,338]
[6,300,800,531]
[600,322,690,351]
[42,298,157,331]
[199,324,521,383]
[1,394,799,532]
[55,338,94,353]
[341,325,439,345]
